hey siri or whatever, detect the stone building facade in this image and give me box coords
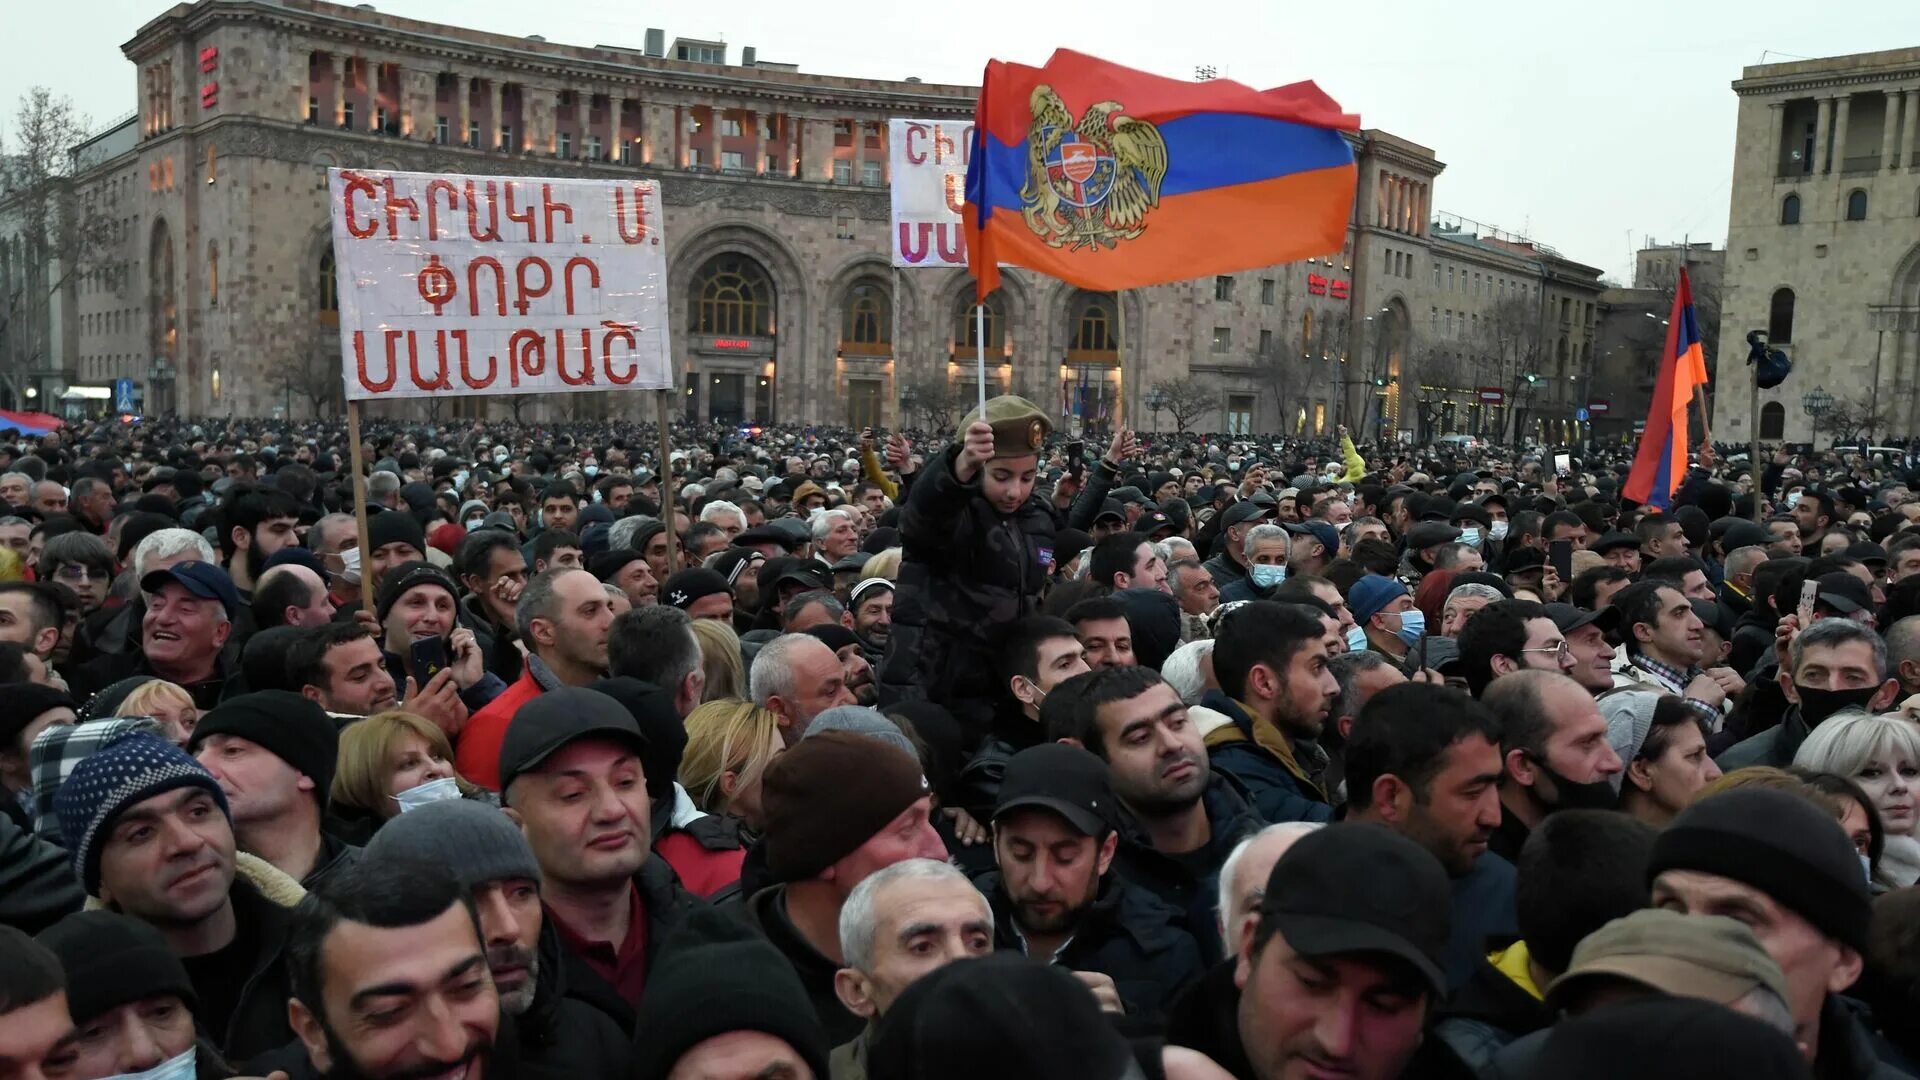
[1712,47,1920,447]
[36,0,1604,435]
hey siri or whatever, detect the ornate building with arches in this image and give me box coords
[37,0,1603,434]
[1715,46,1920,445]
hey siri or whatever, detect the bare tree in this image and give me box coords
[1148,376,1214,434]
[900,376,961,433]
[1482,295,1548,444]
[0,88,116,404]
[274,347,342,418]
[1405,334,1468,443]
[1813,390,1892,447]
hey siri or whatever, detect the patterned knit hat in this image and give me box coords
[54,732,230,895]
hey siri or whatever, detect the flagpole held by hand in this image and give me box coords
[976,302,988,413]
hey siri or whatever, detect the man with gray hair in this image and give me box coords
[0,471,32,508]
[1441,581,1506,636]
[607,514,658,554]
[830,858,994,1075]
[1220,523,1290,604]
[810,508,859,566]
[1215,822,1324,945]
[699,499,746,540]
[606,604,705,717]
[365,469,402,510]
[1718,617,1902,770]
[751,632,856,745]
[71,561,241,709]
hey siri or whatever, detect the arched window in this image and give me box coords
[1781,193,1800,225]
[1760,401,1786,439]
[689,254,774,337]
[1768,287,1795,344]
[1069,295,1118,358]
[839,279,891,354]
[318,247,338,318]
[1846,190,1868,221]
[953,292,1006,353]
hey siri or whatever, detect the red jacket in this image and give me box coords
[457,666,543,791]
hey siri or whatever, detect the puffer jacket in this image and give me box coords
[877,444,1057,737]
[1199,692,1334,825]
[976,870,1207,1025]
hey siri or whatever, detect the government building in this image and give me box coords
[1,0,1605,438]
[1712,46,1920,446]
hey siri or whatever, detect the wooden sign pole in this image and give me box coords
[656,391,678,571]
[345,399,374,615]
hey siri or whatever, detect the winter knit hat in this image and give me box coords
[364,798,540,890]
[803,706,915,760]
[74,675,157,723]
[631,908,830,1080]
[54,732,229,895]
[0,683,78,749]
[760,731,929,883]
[661,568,731,611]
[374,560,460,624]
[188,691,339,807]
[1113,587,1181,672]
[1648,787,1872,954]
[367,509,427,556]
[37,911,197,1024]
[867,954,1136,1080]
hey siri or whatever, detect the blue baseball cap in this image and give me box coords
[1286,520,1340,556]
[1348,574,1410,624]
[140,562,241,619]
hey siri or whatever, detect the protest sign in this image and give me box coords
[889,119,971,269]
[327,168,673,401]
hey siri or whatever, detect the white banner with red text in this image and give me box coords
[888,119,973,269]
[328,168,673,402]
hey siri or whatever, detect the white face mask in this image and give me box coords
[391,776,462,813]
[100,1047,196,1080]
[1488,520,1510,541]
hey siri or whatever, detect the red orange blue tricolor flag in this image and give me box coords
[1623,267,1711,510]
[962,50,1360,300]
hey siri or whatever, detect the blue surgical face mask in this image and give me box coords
[585,465,600,478]
[392,777,462,813]
[1250,563,1288,589]
[1459,527,1482,546]
[1345,625,1370,653]
[1395,609,1427,646]
[100,1047,196,1080]
[1786,490,1803,508]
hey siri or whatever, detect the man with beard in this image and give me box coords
[976,744,1205,1021]
[1607,581,1742,731]
[1202,603,1339,823]
[750,633,857,746]
[286,858,509,1080]
[849,577,893,665]
[217,484,301,597]
[292,623,400,718]
[53,733,297,1062]
[1064,666,1263,965]
[363,799,631,1074]
[1480,671,1623,864]
[457,529,529,685]
[806,624,876,706]
[1343,683,1516,992]
[1165,824,1465,1080]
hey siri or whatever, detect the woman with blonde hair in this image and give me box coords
[331,710,482,832]
[679,700,783,833]
[1794,710,1920,887]
[690,616,746,703]
[860,546,902,582]
[117,679,199,746]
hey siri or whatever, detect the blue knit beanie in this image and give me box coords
[54,732,230,895]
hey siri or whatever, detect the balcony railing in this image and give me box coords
[1842,154,1883,175]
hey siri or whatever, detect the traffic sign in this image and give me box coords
[112,379,135,413]
[1587,398,1611,414]
[1477,387,1506,405]
[1575,408,1589,421]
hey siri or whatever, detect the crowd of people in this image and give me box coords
[0,404,1918,1080]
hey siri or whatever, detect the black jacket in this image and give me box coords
[1431,955,1552,1073]
[519,919,632,1077]
[1167,960,1476,1080]
[70,649,235,711]
[1717,703,1812,772]
[1729,606,1778,679]
[740,884,865,1045]
[977,871,1206,1025]
[0,810,82,934]
[877,444,1057,737]
[954,700,1048,821]
[1110,772,1263,966]
[462,593,525,685]
[1202,551,1248,590]
[211,869,300,1064]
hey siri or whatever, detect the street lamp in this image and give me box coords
[1145,387,1167,434]
[1802,385,1834,445]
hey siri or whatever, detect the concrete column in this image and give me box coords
[328,53,344,127]
[574,90,586,158]
[1384,173,1398,230]
[1882,91,1902,170]
[1814,96,1833,173]
[1832,94,1853,172]
[1903,89,1920,172]
[488,81,503,149]
[458,74,471,145]
[610,93,625,162]
[754,111,769,174]
[800,115,833,181]
[1768,102,1785,173]
[710,106,724,170]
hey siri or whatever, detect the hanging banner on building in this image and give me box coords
[889,119,971,268]
[327,168,673,402]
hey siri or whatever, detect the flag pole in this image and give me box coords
[976,302,988,412]
[346,399,373,616]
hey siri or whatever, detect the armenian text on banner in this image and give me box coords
[327,168,673,401]
[889,119,973,269]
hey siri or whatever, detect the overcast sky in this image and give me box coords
[6,0,1919,283]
